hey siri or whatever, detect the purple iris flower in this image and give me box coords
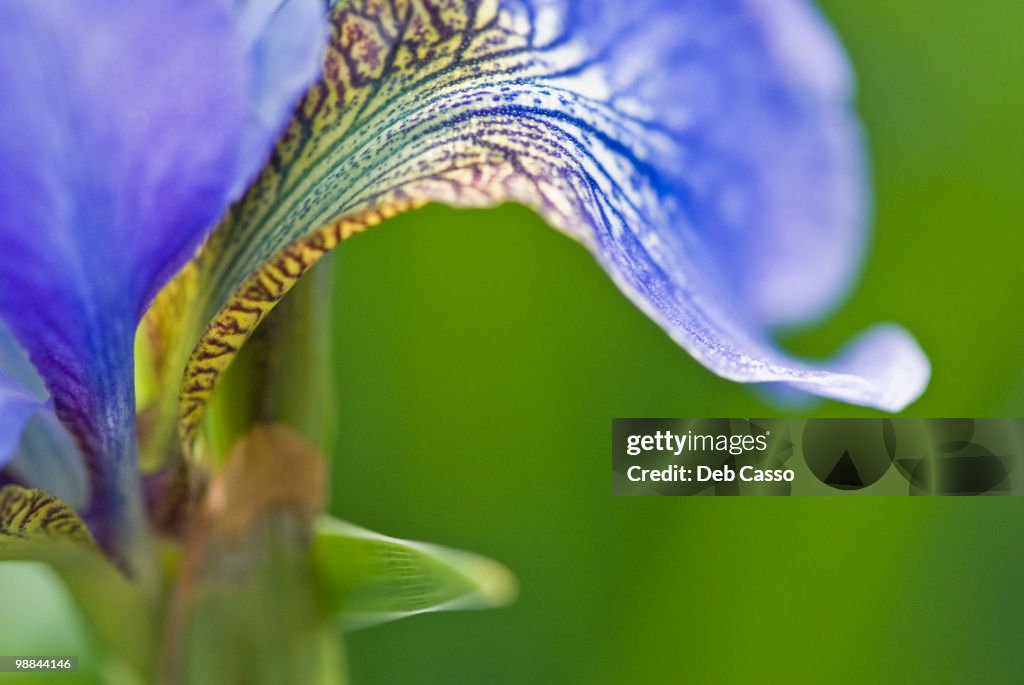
[0,0,325,558]
[0,0,929,563]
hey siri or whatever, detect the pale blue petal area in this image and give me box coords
[0,323,88,505]
[231,0,328,199]
[793,325,930,410]
[555,0,867,329]
[0,371,42,469]
[494,0,929,408]
[593,227,929,410]
[6,412,91,512]
[0,320,46,400]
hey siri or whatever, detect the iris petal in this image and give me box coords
[0,0,324,552]
[0,325,88,507]
[6,413,91,513]
[232,0,329,199]
[163,0,927,446]
[0,371,40,469]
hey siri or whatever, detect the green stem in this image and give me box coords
[204,252,338,460]
[161,253,346,684]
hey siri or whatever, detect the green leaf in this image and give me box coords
[0,486,157,675]
[311,516,518,631]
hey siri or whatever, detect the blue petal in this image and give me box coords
[0,325,94,513]
[247,0,926,410]
[0,320,47,400]
[556,0,929,408]
[532,0,863,330]
[482,0,929,408]
[231,0,329,199]
[0,370,41,469]
[0,0,323,552]
[179,0,927,414]
[5,411,91,512]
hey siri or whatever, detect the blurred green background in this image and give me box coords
[3,0,1024,683]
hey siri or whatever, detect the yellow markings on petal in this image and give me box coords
[475,0,500,30]
[340,13,391,82]
[138,261,203,468]
[169,0,576,455]
[142,261,200,383]
[0,485,95,550]
[178,200,423,448]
